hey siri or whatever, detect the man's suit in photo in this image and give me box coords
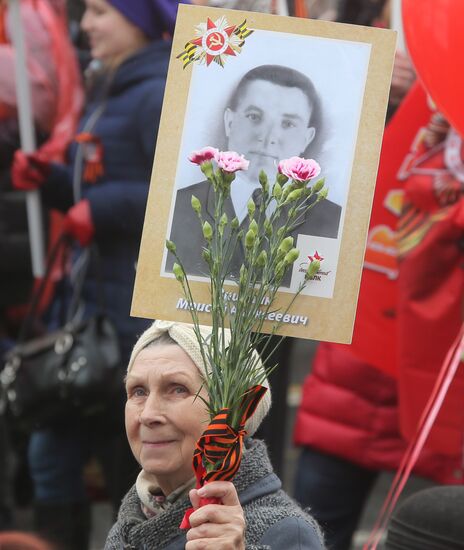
[166,180,341,288]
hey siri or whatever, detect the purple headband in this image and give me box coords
[108,0,188,40]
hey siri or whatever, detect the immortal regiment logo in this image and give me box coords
[177,16,253,68]
[299,250,328,281]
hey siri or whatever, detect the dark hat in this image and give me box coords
[385,486,464,550]
[107,0,188,40]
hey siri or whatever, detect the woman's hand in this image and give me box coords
[186,481,245,550]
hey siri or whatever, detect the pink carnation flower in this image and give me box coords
[278,156,321,182]
[216,151,250,173]
[188,146,219,165]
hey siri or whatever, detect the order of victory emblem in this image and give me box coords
[177,16,253,68]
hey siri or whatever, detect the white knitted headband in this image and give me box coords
[128,320,271,436]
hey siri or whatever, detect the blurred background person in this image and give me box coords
[11,1,188,548]
[0,0,83,532]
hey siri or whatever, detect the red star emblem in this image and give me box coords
[308,251,324,262]
[190,18,237,66]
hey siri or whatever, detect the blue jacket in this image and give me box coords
[42,40,171,360]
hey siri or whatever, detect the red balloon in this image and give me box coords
[402,0,464,137]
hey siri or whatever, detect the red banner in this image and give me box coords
[337,82,432,377]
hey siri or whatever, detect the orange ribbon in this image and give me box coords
[180,384,268,529]
[75,132,104,183]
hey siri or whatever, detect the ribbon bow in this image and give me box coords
[179,384,267,529]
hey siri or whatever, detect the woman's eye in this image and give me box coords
[128,386,146,398]
[171,385,188,395]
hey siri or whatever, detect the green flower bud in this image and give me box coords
[284,247,300,265]
[264,219,272,238]
[202,248,212,264]
[259,170,268,188]
[202,221,213,241]
[245,229,256,249]
[277,172,288,186]
[277,227,285,239]
[239,264,247,285]
[318,187,329,201]
[281,185,292,201]
[275,261,285,280]
[231,217,239,230]
[256,250,267,267]
[272,182,282,200]
[218,213,228,236]
[191,194,201,214]
[306,260,320,279]
[249,219,258,235]
[165,239,176,253]
[200,161,214,180]
[220,212,228,227]
[312,178,325,193]
[247,197,256,217]
[286,188,304,203]
[173,262,184,282]
[279,236,294,254]
[222,171,235,186]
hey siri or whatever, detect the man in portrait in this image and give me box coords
[166,64,342,286]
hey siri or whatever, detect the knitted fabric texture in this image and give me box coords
[127,320,271,436]
[105,438,324,550]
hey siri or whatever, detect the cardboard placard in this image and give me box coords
[131,4,396,343]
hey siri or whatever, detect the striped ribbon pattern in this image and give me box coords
[179,384,267,529]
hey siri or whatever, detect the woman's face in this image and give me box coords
[81,0,149,67]
[125,345,209,494]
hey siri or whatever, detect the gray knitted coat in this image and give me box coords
[105,438,325,549]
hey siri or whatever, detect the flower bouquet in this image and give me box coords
[168,147,327,527]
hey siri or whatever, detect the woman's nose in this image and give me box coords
[139,394,166,425]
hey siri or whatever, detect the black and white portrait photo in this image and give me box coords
[132,5,396,342]
[162,27,371,298]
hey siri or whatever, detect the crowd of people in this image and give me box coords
[0,0,462,549]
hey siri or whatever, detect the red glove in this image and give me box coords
[64,199,95,246]
[11,150,51,191]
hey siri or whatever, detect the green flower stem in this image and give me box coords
[168,164,327,430]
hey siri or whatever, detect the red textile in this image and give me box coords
[64,199,95,247]
[293,343,463,483]
[0,0,83,158]
[11,150,50,191]
[397,141,464,456]
[344,82,431,376]
[293,83,464,480]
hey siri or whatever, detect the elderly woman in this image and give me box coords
[106,320,325,549]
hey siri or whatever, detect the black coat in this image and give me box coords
[167,179,341,287]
